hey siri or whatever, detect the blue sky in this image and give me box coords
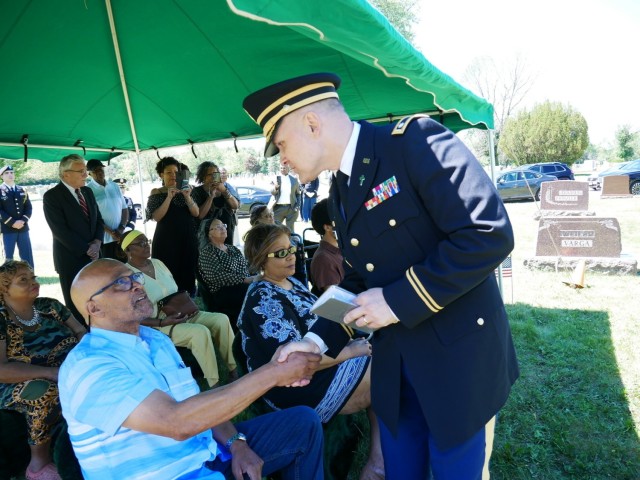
[414,0,640,145]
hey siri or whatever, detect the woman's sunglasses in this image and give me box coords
[267,245,297,258]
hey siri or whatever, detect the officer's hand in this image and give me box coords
[343,288,399,330]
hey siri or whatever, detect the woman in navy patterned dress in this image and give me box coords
[239,224,384,479]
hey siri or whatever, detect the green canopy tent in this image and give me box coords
[0,0,493,163]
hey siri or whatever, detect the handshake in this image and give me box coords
[271,338,322,388]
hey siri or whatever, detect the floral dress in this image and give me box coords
[237,278,369,423]
[0,297,79,445]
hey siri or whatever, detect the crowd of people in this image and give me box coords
[0,71,518,480]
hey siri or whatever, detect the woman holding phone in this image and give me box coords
[192,161,239,246]
[145,157,199,294]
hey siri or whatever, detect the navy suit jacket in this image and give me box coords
[43,182,104,275]
[312,118,519,450]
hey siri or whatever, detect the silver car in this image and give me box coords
[496,170,557,201]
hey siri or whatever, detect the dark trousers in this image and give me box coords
[57,259,90,326]
[101,241,124,261]
[378,364,493,480]
[273,204,297,232]
[2,231,34,268]
[201,406,324,480]
[301,195,317,222]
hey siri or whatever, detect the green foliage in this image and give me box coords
[499,101,589,166]
[368,0,420,42]
[614,124,638,161]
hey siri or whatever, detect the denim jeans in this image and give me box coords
[211,406,324,480]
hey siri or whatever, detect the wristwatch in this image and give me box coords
[225,432,247,449]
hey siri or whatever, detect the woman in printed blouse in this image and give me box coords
[197,218,259,328]
[238,224,384,480]
[0,260,86,480]
[145,157,199,295]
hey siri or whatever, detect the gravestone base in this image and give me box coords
[601,194,633,199]
[534,210,596,220]
[523,255,637,276]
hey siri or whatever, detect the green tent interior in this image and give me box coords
[0,0,493,163]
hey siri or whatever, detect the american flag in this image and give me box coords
[495,255,513,278]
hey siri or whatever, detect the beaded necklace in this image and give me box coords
[7,304,41,327]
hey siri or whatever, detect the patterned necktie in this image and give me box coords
[75,188,89,218]
[335,171,350,218]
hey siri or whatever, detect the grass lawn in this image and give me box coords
[489,192,640,479]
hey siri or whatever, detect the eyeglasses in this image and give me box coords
[267,245,297,258]
[65,169,88,174]
[210,223,227,231]
[89,272,145,301]
[129,240,150,248]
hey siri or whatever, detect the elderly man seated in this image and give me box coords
[58,259,324,480]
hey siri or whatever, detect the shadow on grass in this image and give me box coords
[492,303,640,479]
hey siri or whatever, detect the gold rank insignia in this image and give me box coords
[391,114,430,136]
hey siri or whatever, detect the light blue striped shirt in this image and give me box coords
[59,326,226,480]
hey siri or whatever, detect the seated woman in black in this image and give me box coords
[238,224,384,479]
[197,218,259,328]
[248,204,307,286]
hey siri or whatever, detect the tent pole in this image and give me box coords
[488,129,504,296]
[105,0,141,154]
[135,152,147,236]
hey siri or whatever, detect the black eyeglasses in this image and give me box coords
[89,272,145,301]
[267,245,297,258]
[129,240,150,248]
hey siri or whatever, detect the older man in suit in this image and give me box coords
[43,154,103,323]
[244,73,519,479]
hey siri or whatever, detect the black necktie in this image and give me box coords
[335,171,350,217]
[75,188,89,218]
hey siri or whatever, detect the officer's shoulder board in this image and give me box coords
[391,114,430,136]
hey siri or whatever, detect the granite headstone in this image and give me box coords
[601,175,632,198]
[536,217,622,257]
[540,181,589,211]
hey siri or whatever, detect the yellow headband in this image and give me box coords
[121,230,143,251]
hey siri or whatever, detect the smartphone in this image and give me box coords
[212,171,221,183]
[175,171,190,190]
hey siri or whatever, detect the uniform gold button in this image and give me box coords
[350,238,359,247]
[389,219,397,227]
[477,318,485,326]
[366,263,374,272]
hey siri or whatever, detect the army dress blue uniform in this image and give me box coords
[312,117,520,477]
[0,182,34,267]
[242,72,519,478]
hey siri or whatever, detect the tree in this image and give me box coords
[614,125,637,161]
[459,54,536,166]
[499,101,589,166]
[368,0,420,43]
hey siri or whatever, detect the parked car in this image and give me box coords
[235,185,272,216]
[591,159,640,194]
[496,170,557,201]
[518,162,575,180]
